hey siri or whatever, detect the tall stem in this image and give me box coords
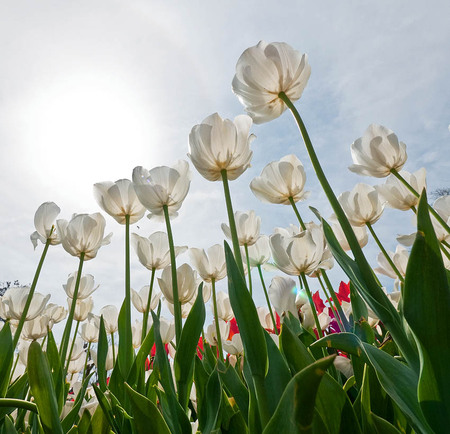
[221,169,245,276]
[257,265,278,334]
[300,274,323,338]
[390,168,450,234]
[163,204,182,344]
[82,342,92,384]
[13,239,51,347]
[65,320,80,373]
[289,197,307,230]
[318,275,342,332]
[142,268,156,342]
[321,270,351,331]
[366,222,404,283]
[111,333,116,363]
[244,244,253,296]
[59,252,85,363]
[211,279,223,359]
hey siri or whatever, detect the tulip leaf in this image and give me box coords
[117,299,133,380]
[88,403,112,434]
[0,322,13,398]
[225,242,268,380]
[313,333,432,433]
[263,355,336,434]
[124,383,171,434]
[320,217,419,372]
[203,370,222,434]
[96,316,108,392]
[127,325,154,393]
[27,341,63,434]
[194,356,209,431]
[92,384,120,433]
[174,283,206,409]
[402,190,450,433]
[45,331,65,412]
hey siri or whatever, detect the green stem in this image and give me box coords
[9,354,20,384]
[59,252,85,363]
[257,265,278,334]
[111,333,116,364]
[244,244,253,296]
[163,204,182,344]
[318,275,343,332]
[366,222,404,283]
[125,214,131,330]
[82,342,91,384]
[0,398,37,413]
[289,196,307,230]
[142,268,156,342]
[300,274,323,338]
[211,279,223,359]
[13,238,51,348]
[390,168,450,234]
[65,320,80,373]
[321,270,351,331]
[221,169,245,276]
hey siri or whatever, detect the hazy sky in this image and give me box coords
[1,1,449,326]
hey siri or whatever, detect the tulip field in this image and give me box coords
[0,41,449,433]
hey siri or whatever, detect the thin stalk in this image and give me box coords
[390,168,450,234]
[9,354,20,384]
[163,204,182,344]
[244,244,253,295]
[111,333,116,364]
[366,222,404,283]
[221,169,245,276]
[318,275,343,332]
[65,320,80,373]
[257,265,278,334]
[211,279,223,359]
[13,238,51,347]
[289,197,307,230]
[0,398,37,413]
[321,270,352,331]
[82,342,92,384]
[142,268,156,342]
[59,252,85,363]
[300,274,323,338]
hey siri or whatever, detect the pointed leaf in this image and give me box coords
[203,370,222,434]
[96,316,108,392]
[118,299,133,379]
[0,322,13,397]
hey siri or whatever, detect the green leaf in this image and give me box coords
[27,341,63,434]
[127,325,154,394]
[403,190,450,433]
[45,331,65,413]
[224,242,267,379]
[174,283,206,409]
[203,370,222,434]
[2,415,17,434]
[117,299,133,380]
[125,383,171,434]
[96,316,108,392]
[92,384,120,433]
[87,405,110,434]
[194,356,209,431]
[0,322,14,398]
[263,355,336,434]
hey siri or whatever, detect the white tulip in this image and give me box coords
[63,272,99,299]
[30,202,61,249]
[222,210,261,246]
[268,275,297,319]
[158,264,199,305]
[131,285,162,314]
[189,244,227,282]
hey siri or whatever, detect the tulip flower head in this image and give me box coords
[374,245,409,279]
[189,244,227,283]
[268,275,298,319]
[158,263,199,305]
[30,201,61,249]
[222,210,261,247]
[246,235,271,267]
[63,272,99,299]
[188,113,254,181]
[329,214,368,251]
[131,285,162,313]
[57,213,112,260]
[250,154,310,204]
[1,286,50,322]
[93,179,146,224]
[430,195,450,242]
[132,160,191,220]
[232,41,311,124]
[349,124,407,178]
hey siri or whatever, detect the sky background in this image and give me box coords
[1,1,449,329]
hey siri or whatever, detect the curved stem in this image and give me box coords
[289,196,306,230]
[163,204,182,344]
[0,398,37,413]
[300,273,323,338]
[59,252,85,363]
[221,169,245,276]
[366,222,404,283]
[142,268,156,342]
[257,265,278,334]
[390,168,450,234]
[211,278,223,359]
[244,244,253,296]
[13,238,51,347]
[318,274,342,332]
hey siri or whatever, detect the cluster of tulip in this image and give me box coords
[0,40,449,434]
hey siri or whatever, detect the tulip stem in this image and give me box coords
[300,274,323,338]
[244,244,253,295]
[257,265,278,334]
[13,238,51,348]
[142,268,156,342]
[0,398,37,414]
[390,169,450,234]
[289,197,306,230]
[59,252,85,364]
[65,320,80,373]
[111,333,116,363]
[366,222,405,283]
[211,278,223,359]
[163,204,182,344]
[279,92,419,371]
[82,341,91,384]
[221,169,245,277]
[321,270,351,332]
[318,275,342,332]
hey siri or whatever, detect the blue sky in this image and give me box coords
[0,1,449,325]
